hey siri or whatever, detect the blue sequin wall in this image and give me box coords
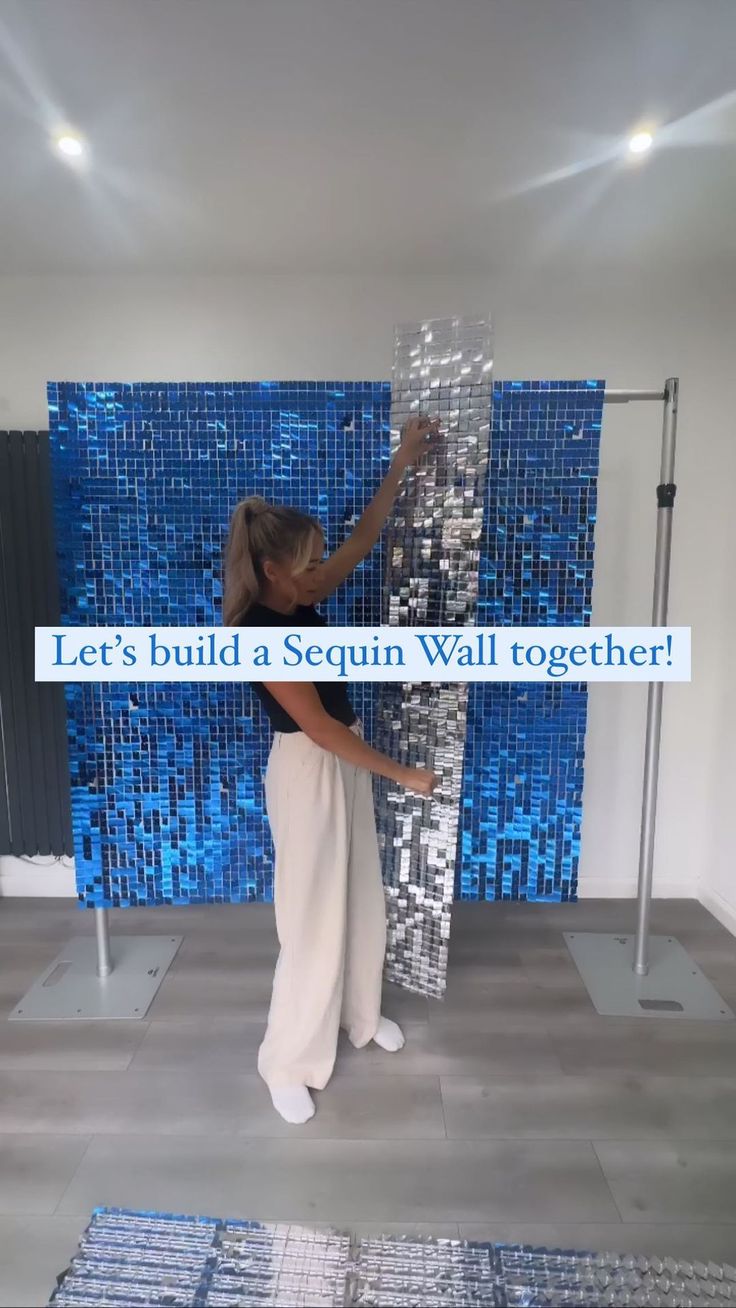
[47,378,602,908]
[459,381,604,901]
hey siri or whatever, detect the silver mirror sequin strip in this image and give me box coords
[50,1208,736,1307]
[374,316,494,999]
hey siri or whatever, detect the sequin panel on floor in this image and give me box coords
[50,1209,736,1307]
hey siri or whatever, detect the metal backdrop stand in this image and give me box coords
[11,377,731,1021]
[566,378,732,1020]
[10,899,181,1019]
[9,901,181,1021]
[95,907,112,978]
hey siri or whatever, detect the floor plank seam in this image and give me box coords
[437,1075,449,1139]
[589,1139,627,1223]
[50,1134,94,1217]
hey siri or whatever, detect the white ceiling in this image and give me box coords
[1,0,735,274]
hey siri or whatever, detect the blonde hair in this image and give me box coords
[222,495,322,625]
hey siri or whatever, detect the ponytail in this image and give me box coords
[222,496,320,625]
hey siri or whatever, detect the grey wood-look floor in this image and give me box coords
[1,897,735,1305]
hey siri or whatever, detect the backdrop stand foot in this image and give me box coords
[564,379,717,1017]
[564,931,734,1020]
[8,934,181,1021]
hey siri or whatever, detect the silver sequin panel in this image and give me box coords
[50,1210,736,1307]
[374,316,494,999]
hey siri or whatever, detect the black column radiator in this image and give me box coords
[0,430,73,857]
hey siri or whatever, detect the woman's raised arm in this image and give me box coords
[310,414,442,603]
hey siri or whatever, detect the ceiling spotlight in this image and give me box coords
[628,130,653,155]
[55,134,85,158]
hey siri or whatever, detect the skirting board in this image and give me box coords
[577,877,696,900]
[0,859,76,898]
[699,885,736,939]
[1,861,698,906]
[3,862,727,947]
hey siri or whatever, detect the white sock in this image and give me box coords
[268,1085,315,1125]
[372,1016,405,1053]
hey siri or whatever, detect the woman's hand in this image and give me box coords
[396,765,440,797]
[396,413,442,467]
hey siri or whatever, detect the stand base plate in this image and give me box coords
[8,935,182,1021]
[564,932,734,1020]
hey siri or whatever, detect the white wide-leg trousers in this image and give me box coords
[257,718,388,1090]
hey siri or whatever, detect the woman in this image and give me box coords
[222,414,441,1124]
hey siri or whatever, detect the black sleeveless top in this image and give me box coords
[240,599,357,734]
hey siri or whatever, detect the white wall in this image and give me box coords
[1,267,733,922]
